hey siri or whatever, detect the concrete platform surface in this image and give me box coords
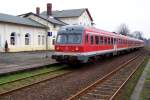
[130,59,150,100]
[0,51,57,75]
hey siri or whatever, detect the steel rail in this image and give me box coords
[67,55,142,100]
[109,56,145,100]
[0,64,65,86]
[0,66,71,96]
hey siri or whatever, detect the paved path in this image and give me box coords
[130,59,150,100]
[0,51,57,75]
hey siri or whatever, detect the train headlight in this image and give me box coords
[56,47,59,50]
[75,47,79,51]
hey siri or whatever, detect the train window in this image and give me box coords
[111,37,113,45]
[85,34,88,44]
[95,36,99,45]
[104,37,107,45]
[108,37,110,45]
[115,38,117,44]
[68,35,81,44]
[57,35,67,44]
[114,38,116,44]
[120,39,122,44]
[100,36,103,45]
[118,39,119,44]
[90,35,94,45]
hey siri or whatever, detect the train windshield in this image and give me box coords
[56,34,81,44]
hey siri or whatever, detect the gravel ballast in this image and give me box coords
[0,50,143,100]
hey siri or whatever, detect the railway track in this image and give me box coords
[68,54,145,100]
[0,64,71,96]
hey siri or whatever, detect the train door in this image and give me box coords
[113,38,117,51]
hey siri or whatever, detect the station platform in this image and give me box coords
[131,58,150,100]
[0,51,57,75]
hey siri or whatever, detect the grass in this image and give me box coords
[140,64,150,100]
[114,56,149,100]
[0,69,70,94]
[0,65,67,85]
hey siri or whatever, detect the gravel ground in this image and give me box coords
[0,50,144,100]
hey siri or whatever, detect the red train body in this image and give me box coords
[52,25,144,63]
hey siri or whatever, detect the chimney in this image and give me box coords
[36,7,40,15]
[47,3,52,16]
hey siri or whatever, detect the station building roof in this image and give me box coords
[0,13,46,28]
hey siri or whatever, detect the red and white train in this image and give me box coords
[52,25,144,63]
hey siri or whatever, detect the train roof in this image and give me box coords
[59,25,143,42]
[84,26,143,42]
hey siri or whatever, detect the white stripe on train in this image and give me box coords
[54,45,143,56]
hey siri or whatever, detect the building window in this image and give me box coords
[10,32,16,45]
[42,35,45,45]
[25,33,30,45]
[38,35,41,45]
[53,24,56,28]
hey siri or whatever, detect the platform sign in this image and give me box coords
[48,32,52,36]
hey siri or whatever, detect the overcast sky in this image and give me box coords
[0,0,149,39]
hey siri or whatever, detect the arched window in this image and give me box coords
[38,35,41,45]
[10,32,16,45]
[25,33,30,45]
[42,35,45,45]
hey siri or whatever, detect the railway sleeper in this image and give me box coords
[80,95,103,100]
[96,86,116,92]
[106,80,124,85]
[89,89,113,95]
[91,90,114,97]
[83,93,110,99]
[100,81,122,86]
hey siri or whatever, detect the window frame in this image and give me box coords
[95,35,99,45]
[90,35,94,45]
[10,32,16,45]
[38,35,41,45]
[104,36,107,45]
[25,33,30,45]
[99,36,103,45]
[85,34,89,44]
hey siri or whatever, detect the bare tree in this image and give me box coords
[117,23,130,36]
[132,31,144,40]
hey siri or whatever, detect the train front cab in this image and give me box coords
[52,26,88,63]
